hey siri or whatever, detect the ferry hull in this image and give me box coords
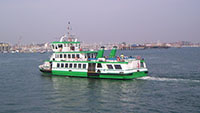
[40,70,148,80]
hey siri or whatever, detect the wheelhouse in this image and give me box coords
[51,41,81,52]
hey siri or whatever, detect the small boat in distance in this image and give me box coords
[39,22,148,79]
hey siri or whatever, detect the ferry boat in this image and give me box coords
[39,23,148,80]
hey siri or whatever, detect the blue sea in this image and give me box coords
[0,48,200,113]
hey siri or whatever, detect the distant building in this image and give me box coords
[0,43,11,52]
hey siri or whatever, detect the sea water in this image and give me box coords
[0,48,200,113]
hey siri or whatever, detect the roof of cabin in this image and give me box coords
[45,60,128,64]
[55,51,98,54]
[51,41,80,44]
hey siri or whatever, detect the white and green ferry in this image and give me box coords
[39,25,148,79]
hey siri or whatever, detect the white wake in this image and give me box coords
[137,76,200,83]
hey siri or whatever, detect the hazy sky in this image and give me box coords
[0,0,200,44]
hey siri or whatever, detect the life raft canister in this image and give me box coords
[117,56,120,61]
[136,56,141,60]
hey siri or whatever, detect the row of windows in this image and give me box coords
[52,43,80,49]
[55,54,80,59]
[96,63,122,69]
[107,64,122,69]
[56,62,122,70]
[57,63,87,69]
[85,53,97,58]
[55,53,97,59]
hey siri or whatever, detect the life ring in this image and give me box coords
[136,56,141,60]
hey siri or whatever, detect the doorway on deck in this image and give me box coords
[87,63,99,77]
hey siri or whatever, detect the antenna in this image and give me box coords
[67,21,71,38]
[66,21,77,42]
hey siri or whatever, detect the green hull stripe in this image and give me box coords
[52,70,87,77]
[45,70,147,79]
[99,71,147,79]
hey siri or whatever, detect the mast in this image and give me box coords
[67,21,77,42]
[59,21,72,42]
[67,21,72,41]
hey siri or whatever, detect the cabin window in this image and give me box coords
[74,64,77,68]
[68,54,71,58]
[69,63,73,68]
[65,63,68,68]
[60,54,63,58]
[55,54,59,58]
[64,54,67,58]
[97,63,102,68]
[107,65,113,69]
[114,65,122,69]
[87,53,90,58]
[61,63,64,68]
[57,63,60,68]
[76,54,80,58]
[72,54,75,58]
[83,64,86,69]
[58,44,63,48]
[70,45,75,50]
[52,45,54,49]
[78,64,81,68]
